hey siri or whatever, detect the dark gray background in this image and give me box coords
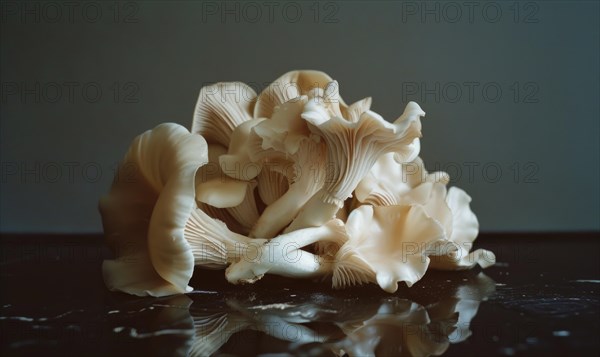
[1,0,598,233]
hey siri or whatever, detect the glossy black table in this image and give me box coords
[1,233,598,356]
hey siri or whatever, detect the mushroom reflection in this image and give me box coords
[106,294,195,357]
[184,272,495,356]
[332,272,496,356]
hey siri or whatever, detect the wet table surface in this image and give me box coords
[1,233,599,356]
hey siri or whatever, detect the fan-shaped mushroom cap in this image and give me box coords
[254,70,344,119]
[429,187,496,270]
[192,82,257,148]
[333,204,446,293]
[355,154,449,206]
[302,100,424,207]
[100,123,208,297]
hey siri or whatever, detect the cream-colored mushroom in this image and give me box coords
[254,70,342,119]
[102,70,496,298]
[226,95,328,238]
[332,204,446,293]
[100,123,208,297]
[195,143,260,235]
[226,219,347,284]
[183,207,267,268]
[250,136,328,238]
[185,206,342,283]
[191,82,257,148]
[355,155,449,206]
[428,187,496,270]
[195,144,248,207]
[285,98,425,232]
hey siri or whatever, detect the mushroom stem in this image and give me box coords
[250,137,327,238]
[226,220,345,283]
[283,189,341,233]
[252,243,332,279]
[250,183,314,238]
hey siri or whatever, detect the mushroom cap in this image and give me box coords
[429,187,496,270]
[334,204,446,293]
[192,82,257,148]
[301,100,425,205]
[100,123,208,297]
[254,70,345,119]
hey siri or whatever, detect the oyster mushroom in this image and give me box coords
[381,181,494,270]
[183,205,347,284]
[195,144,259,235]
[382,182,495,271]
[184,206,267,269]
[250,136,328,238]
[226,219,348,284]
[191,82,257,148]
[101,70,497,298]
[355,155,449,206]
[285,98,425,232]
[195,144,249,209]
[214,119,266,232]
[352,150,493,270]
[217,95,327,238]
[332,204,446,293]
[428,187,496,270]
[100,123,208,297]
[254,70,341,119]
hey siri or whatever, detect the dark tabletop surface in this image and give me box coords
[1,233,599,357]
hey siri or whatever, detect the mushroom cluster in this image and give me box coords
[100,70,495,297]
